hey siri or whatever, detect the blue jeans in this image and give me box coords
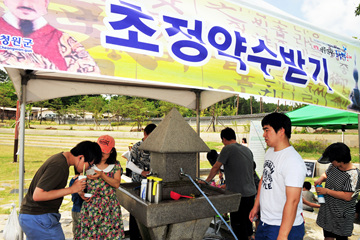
[255,221,304,240]
[19,213,65,240]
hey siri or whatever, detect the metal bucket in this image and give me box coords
[152,177,163,203]
[146,176,155,202]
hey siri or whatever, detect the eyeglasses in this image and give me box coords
[80,157,93,170]
[86,161,94,170]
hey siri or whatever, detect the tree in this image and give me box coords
[0,70,16,121]
[46,98,66,124]
[33,100,51,124]
[356,4,360,16]
[127,98,153,131]
[156,101,193,117]
[203,101,236,132]
[76,96,90,120]
[83,95,107,129]
[107,96,129,127]
[67,102,83,124]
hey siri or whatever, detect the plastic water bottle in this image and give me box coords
[316,184,325,203]
[140,179,147,200]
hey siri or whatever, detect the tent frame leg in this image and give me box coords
[195,90,201,178]
[18,72,31,240]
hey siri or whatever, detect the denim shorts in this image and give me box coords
[255,220,305,240]
[19,213,65,240]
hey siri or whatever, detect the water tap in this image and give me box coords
[146,171,157,177]
[179,168,185,177]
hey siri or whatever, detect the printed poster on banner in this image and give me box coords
[0,0,360,111]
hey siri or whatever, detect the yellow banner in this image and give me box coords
[1,0,360,112]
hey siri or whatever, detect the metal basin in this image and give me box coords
[116,182,241,228]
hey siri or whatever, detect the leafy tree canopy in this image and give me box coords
[356,4,360,16]
[0,70,303,122]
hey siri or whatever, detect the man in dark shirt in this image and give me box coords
[205,127,257,240]
[19,141,102,240]
[129,123,156,239]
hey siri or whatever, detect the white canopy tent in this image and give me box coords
[6,67,235,110]
[5,66,236,213]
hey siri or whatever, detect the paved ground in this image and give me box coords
[0,209,359,239]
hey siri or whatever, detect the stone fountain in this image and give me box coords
[116,108,241,240]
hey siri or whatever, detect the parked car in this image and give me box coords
[42,113,57,121]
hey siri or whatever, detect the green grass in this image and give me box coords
[0,137,358,214]
[204,141,223,152]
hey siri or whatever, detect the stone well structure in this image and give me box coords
[116,108,241,240]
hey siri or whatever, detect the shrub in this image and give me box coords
[293,127,308,134]
[111,122,125,127]
[292,140,327,153]
[313,128,337,134]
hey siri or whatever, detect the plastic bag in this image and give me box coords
[3,204,21,240]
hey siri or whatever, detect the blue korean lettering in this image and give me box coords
[171,40,208,63]
[208,26,231,51]
[280,46,295,66]
[0,34,11,46]
[335,46,348,61]
[217,31,248,73]
[335,49,346,61]
[322,58,330,91]
[11,36,22,47]
[247,39,282,78]
[22,38,33,48]
[163,16,203,43]
[308,58,320,82]
[233,31,247,58]
[102,1,161,55]
[280,47,307,85]
[163,15,209,64]
[309,57,331,91]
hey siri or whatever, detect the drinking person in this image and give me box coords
[75,135,125,239]
[19,141,102,240]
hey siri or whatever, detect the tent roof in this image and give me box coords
[286,105,359,130]
[6,67,235,110]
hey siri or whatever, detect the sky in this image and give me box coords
[262,0,360,39]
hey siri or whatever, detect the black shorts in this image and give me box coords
[323,229,348,240]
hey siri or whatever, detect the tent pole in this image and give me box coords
[341,126,345,143]
[358,115,360,160]
[195,91,201,135]
[19,74,28,240]
[13,100,20,162]
[195,90,201,178]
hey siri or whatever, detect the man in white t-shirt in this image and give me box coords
[249,112,306,240]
